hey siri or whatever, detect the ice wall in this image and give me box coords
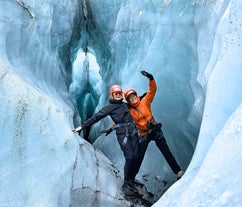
[0,0,241,206]
[70,0,210,195]
[0,0,131,206]
[154,0,242,206]
[70,0,241,203]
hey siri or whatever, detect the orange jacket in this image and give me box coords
[128,79,157,136]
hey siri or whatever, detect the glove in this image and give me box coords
[72,126,83,135]
[100,128,113,136]
[140,70,154,80]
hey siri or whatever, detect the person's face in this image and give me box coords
[113,91,123,100]
[128,93,138,104]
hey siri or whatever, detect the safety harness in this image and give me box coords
[132,107,154,136]
[100,122,136,137]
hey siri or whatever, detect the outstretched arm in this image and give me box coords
[140,70,156,104]
[72,106,109,135]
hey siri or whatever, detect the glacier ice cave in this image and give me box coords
[0,0,241,207]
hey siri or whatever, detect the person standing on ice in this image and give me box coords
[124,70,183,180]
[72,85,140,196]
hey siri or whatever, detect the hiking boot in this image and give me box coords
[128,180,139,194]
[177,170,183,179]
[122,183,135,196]
[133,179,144,187]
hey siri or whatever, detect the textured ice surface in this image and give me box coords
[0,0,241,206]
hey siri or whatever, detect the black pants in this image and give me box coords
[118,134,139,184]
[134,128,181,178]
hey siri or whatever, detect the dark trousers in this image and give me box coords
[134,128,181,178]
[118,134,139,184]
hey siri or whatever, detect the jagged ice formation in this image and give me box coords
[0,0,241,206]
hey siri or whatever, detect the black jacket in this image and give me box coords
[82,99,136,138]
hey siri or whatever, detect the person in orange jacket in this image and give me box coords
[124,70,183,180]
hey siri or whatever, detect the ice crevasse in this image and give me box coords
[0,0,241,207]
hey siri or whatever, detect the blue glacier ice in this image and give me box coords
[0,0,241,206]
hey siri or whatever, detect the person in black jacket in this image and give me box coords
[72,85,139,196]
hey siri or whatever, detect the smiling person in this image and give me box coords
[124,70,183,181]
[72,85,140,196]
